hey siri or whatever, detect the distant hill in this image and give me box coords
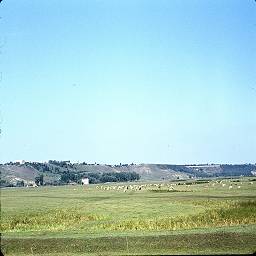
[1,161,256,187]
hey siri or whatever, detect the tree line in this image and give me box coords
[60,171,140,184]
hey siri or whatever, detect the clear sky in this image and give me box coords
[0,0,255,164]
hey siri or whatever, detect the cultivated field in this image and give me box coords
[1,177,256,255]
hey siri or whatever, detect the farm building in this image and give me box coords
[81,178,89,185]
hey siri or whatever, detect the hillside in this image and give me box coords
[1,161,256,187]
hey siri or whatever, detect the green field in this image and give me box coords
[1,177,256,255]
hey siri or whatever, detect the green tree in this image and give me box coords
[16,180,24,187]
[39,174,44,185]
[35,174,44,186]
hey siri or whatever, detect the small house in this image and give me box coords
[81,178,89,185]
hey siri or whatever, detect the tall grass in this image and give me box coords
[1,208,104,232]
[2,201,255,233]
[100,200,256,231]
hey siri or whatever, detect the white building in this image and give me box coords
[251,171,256,176]
[81,178,89,185]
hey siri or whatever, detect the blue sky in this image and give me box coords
[0,0,255,164]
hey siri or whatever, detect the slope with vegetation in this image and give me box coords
[0,161,255,187]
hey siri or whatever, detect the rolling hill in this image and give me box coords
[1,160,256,187]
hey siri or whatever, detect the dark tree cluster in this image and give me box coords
[100,172,140,183]
[0,179,14,187]
[60,171,80,183]
[29,162,50,172]
[49,160,71,168]
[16,180,25,187]
[35,174,44,186]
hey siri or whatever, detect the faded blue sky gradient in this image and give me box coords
[0,0,255,164]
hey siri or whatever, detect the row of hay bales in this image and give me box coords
[95,179,254,192]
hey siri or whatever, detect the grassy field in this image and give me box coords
[1,177,256,255]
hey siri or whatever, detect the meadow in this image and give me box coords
[1,177,256,255]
